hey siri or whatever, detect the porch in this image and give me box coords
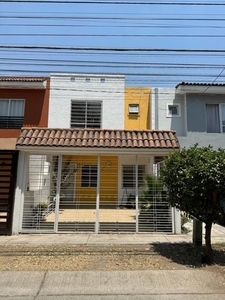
[13,128,180,234]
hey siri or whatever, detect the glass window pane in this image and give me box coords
[206,104,220,133]
[10,100,25,116]
[90,165,97,187]
[168,105,178,115]
[81,165,89,187]
[0,100,9,116]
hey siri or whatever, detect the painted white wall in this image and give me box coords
[48,73,125,129]
[151,87,186,136]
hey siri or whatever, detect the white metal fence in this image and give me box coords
[21,154,173,233]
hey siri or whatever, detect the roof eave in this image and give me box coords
[0,81,47,89]
[176,85,225,95]
[16,145,179,156]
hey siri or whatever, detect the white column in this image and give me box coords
[95,155,100,233]
[173,208,181,234]
[135,155,139,233]
[12,151,27,234]
[54,155,62,233]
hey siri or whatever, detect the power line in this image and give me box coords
[2,15,225,21]
[1,0,225,5]
[2,56,224,68]
[2,33,225,38]
[1,45,225,53]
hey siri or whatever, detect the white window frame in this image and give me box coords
[220,104,225,133]
[71,100,102,128]
[129,104,139,114]
[166,103,181,117]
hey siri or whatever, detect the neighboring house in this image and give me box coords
[151,82,225,149]
[12,74,181,234]
[0,77,50,235]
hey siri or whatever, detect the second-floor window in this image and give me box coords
[206,104,225,133]
[0,99,25,129]
[71,101,102,128]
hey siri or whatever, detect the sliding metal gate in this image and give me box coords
[21,154,173,233]
[0,150,18,235]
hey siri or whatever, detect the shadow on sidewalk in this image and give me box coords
[152,242,225,268]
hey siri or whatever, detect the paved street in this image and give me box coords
[0,222,224,299]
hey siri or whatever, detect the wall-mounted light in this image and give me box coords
[107,161,111,168]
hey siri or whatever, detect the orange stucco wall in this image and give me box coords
[0,78,50,138]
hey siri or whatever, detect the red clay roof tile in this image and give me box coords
[0,77,47,82]
[16,128,180,149]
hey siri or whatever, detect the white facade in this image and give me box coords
[151,87,186,136]
[48,73,125,129]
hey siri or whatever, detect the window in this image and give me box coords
[100,78,105,83]
[167,103,181,117]
[122,165,145,188]
[81,165,97,187]
[206,104,225,133]
[0,99,25,129]
[86,78,91,82]
[129,104,139,114]
[71,101,102,128]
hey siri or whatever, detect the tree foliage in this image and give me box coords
[160,144,225,262]
[160,145,225,222]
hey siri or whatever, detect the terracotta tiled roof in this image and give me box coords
[16,128,180,149]
[0,77,47,82]
[176,82,225,88]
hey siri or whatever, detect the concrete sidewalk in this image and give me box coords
[0,223,224,300]
[0,270,224,299]
[0,222,225,245]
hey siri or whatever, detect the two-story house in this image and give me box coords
[12,74,180,235]
[151,82,225,149]
[0,76,50,235]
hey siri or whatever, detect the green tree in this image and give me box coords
[160,145,225,263]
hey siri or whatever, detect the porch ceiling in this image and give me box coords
[16,128,180,152]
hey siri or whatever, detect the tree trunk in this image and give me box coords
[204,217,214,264]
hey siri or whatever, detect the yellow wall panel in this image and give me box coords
[125,87,151,130]
[64,155,118,204]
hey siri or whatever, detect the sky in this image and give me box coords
[0,0,225,86]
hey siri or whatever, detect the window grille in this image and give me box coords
[71,101,101,128]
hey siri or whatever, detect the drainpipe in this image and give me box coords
[95,155,100,233]
[135,155,139,233]
[54,155,62,233]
